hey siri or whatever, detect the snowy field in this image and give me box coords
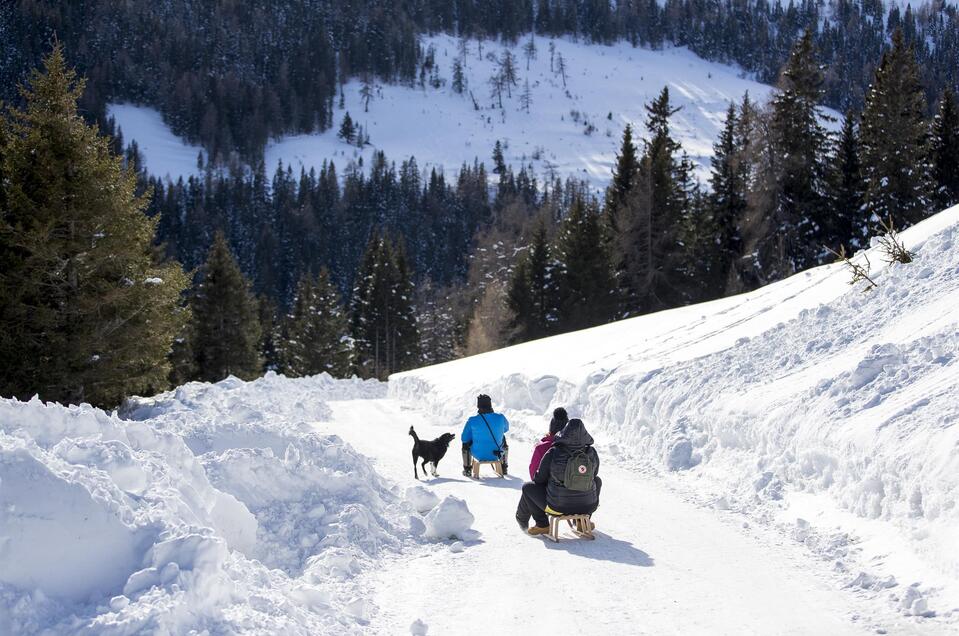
[392,204,959,630]
[3,207,958,634]
[106,104,205,182]
[109,36,783,188]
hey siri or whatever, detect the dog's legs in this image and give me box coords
[431,462,438,477]
[421,459,429,478]
[412,451,419,480]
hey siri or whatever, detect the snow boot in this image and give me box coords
[528,525,550,536]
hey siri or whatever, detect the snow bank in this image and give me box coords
[391,205,959,617]
[0,373,399,634]
[423,496,475,540]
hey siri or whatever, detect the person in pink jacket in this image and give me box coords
[529,407,569,479]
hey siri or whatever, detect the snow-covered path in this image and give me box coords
[315,399,887,635]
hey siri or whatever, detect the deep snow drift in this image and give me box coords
[0,373,463,634]
[391,205,959,624]
[109,35,780,187]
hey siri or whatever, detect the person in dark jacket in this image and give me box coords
[516,418,602,535]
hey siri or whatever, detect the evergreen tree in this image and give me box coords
[930,88,959,211]
[707,103,747,286]
[553,198,616,332]
[614,87,689,314]
[767,29,830,272]
[500,50,518,97]
[505,223,558,343]
[191,232,263,381]
[416,278,461,366]
[452,58,466,94]
[523,35,537,70]
[350,235,419,379]
[860,30,933,227]
[604,123,639,228]
[825,110,866,249]
[257,295,283,372]
[492,140,507,175]
[0,46,189,407]
[281,269,352,377]
[338,112,355,143]
[520,79,533,113]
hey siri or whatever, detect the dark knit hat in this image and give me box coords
[477,394,493,414]
[549,407,569,435]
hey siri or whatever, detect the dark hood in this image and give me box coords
[554,418,593,448]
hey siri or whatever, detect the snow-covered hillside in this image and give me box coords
[391,204,959,625]
[3,208,958,634]
[109,36,781,187]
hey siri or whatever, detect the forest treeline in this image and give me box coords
[1,28,957,408]
[3,0,958,162]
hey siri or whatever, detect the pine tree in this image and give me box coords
[604,123,639,228]
[614,86,689,314]
[257,295,283,372]
[553,198,616,332]
[452,58,466,94]
[281,269,352,377]
[338,112,355,143]
[520,78,533,113]
[767,29,830,272]
[707,103,747,286]
[523,35,537,70]
[860,30,933,227]
[360,79,374,112]
[416,278,461,365]
[350,235,419,379]
[0,46,189,407]
[930,88,959,211]
[500,50,518,97]
[555,52,568,87]
[191,232,263,381]
[825,110,866,249]
[505,223,558,343]
[492,140,507,175]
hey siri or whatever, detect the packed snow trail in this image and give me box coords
[315,399,898,635]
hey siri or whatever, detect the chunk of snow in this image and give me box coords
[405,485,440,513]
[423,496,474,540]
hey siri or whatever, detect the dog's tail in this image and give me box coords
[408,426,419,442]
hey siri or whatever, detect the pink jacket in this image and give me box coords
[529,434,556,480]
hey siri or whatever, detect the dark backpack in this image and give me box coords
[563,447,596,491]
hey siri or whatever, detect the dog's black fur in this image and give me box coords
[409,426,456,479]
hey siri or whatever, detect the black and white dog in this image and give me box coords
[409,426,456,479]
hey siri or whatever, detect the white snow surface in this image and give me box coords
[5,207,959,633]
[392,204,959,628]
[106,103,205,182]
[109,35,781,188]
[0,373,414,635]
[422,495,475,540]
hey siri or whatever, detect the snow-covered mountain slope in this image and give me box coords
[109,36,782,186]
[391,204,959,625]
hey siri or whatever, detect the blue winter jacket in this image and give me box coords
[461,412,509,461]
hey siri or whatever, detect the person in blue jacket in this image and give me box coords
[461,394,510,477]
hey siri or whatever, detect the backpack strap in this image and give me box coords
[478,413,503,456]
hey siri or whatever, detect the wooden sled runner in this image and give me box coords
[471,458,504,478]
[547,513,595,543]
